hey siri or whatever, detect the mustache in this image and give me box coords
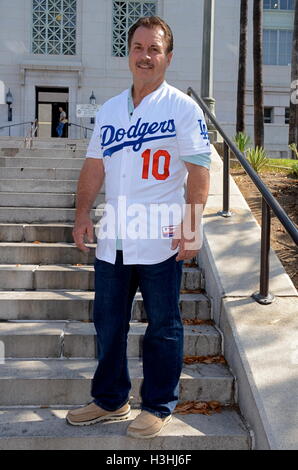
[136,62,153,67]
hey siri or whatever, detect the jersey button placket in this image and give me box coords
[119,148,128,194]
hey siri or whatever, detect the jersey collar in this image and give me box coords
[128,80,167,112]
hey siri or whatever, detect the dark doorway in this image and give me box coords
[35,87,69,138]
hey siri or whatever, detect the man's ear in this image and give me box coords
[167,51,173,67]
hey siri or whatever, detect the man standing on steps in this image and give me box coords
[68,16,211,438]
[56,106,67,138]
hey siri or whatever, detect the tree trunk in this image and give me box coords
[236,0,248,134]
[289,0,298,158]
[253,0,264,148]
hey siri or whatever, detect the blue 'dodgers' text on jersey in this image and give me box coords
[100,117,176,157]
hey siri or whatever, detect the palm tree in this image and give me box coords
[253,0,264,148]
[289,0,298,159]
[236,0,248,134]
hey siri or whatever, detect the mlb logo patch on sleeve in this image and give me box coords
[162,225,179,238]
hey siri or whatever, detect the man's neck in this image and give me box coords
[132,79,165,108]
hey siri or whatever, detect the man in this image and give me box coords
[67,16,211,439]
[56,106,67,137]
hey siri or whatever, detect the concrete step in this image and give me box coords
[0,167,80,180]
[0,265,203,291]
[0,149,85,158]
[0,157,84,169]
[0,179,105,194]
[0,224,75,242]
[0,291,210,321]
[0,358,234,406]
[0,138,88,151]
[0,243,96,264]
[0,208,100,223]
[0,179,78,193]
[0,321,220,358]
[0,407,251,450]
[0,192,104,208]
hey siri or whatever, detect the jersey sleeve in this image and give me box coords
[85,109,103,159]
[180,153,211,170]
[176,99,211,158]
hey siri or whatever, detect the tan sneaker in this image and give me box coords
[127,410,172,438]
[66,402,131,426]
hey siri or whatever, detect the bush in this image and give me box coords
[289,143,298,160]
[290,162,298,177]
[234,132,252,154]
[246,146,268,173]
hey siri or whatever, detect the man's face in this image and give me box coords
[128,26,173,87]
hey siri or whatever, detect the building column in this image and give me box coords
[201,0,217,137]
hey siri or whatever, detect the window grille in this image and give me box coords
[112,0,157,57]
[32,0,76,55]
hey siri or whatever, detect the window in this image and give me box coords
[32,0,77,55]
[264,0,295,10]
[264,107,274,123]
[285,107,290,124]
[112,0,157,57]
[263,29,293,65]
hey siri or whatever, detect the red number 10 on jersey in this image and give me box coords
[141,149,171,181]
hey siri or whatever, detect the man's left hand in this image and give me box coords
[171,233,199,261]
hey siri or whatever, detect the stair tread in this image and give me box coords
[0,207,85,211]
[0,242,96,247]
[0,191,77,195]
[0,321,217,337]
[0,264,94,270]
[0,179,79,182]
[0,407,250,450]
[0,264,200,271]
[0,290,208,301]
[0,358,232,379]
[0,223,75,227]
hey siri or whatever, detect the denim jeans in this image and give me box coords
[56,122,64,137]
[91,251,184,418]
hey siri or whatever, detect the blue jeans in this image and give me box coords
[91,251,184,418]
[56,122,64,137]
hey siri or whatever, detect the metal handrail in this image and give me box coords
[68,122,93,138]
[0,121,34,136]
[187,86,298,304]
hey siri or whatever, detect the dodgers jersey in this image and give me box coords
[86,81,211,265]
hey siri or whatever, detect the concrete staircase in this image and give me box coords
[0,144,251,450]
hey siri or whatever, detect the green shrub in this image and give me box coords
[290,162,298,177]
[234,132,252,154]
[289,143,298,159]
[246,146,268,173]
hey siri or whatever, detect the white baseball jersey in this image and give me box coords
[86,81,211,265]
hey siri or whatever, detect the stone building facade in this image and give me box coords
[0,0,295,156]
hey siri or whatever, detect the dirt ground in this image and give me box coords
[230,169,298,290]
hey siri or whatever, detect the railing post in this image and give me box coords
[218,141,232,218]
[252,198,275,304]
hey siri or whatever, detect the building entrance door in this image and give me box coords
[38,103,52,138]
[36,87,69,138]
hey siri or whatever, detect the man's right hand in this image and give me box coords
[72,214,94,252]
